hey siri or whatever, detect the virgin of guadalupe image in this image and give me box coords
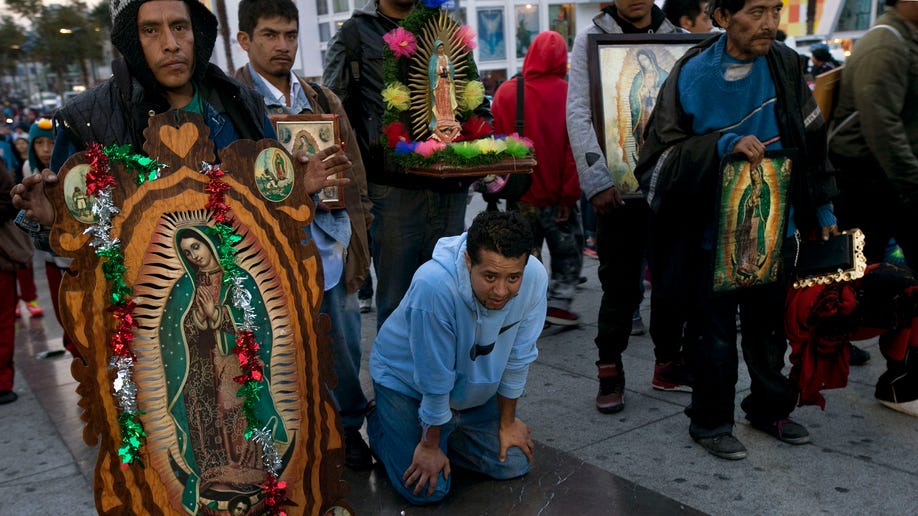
[733,165,771,283]
[629,49,668,161]
[429,40,461,141]
[160,227,287,511]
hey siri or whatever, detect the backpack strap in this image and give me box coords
[309,82,331,114]
[515,76,525,137]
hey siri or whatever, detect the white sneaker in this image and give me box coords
[358,298,372,313]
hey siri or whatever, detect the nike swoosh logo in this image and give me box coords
[470,320,522,361]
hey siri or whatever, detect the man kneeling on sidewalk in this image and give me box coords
[367,211,548,504]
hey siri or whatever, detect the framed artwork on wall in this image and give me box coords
[478,8,506,61]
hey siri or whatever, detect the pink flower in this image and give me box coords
[383,28,417,59]
[453,25,477,51]
[415,139,447,157]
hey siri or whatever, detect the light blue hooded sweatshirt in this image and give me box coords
[369,233,548,427]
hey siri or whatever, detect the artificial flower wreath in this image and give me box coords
[380,0,533,170]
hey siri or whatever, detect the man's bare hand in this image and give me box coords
[11,169,57,226]
[498,417,534,463]
[591,186,624,214]
[403,441,450,497]
[555,204,571,223]
[732,135,766,168]
[821,224,840,241]
[297,145,351,195]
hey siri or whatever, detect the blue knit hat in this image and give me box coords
[27,118,54,172]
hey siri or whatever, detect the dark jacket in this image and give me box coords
[234,65,373,294]
[53,58,269,168]
[637,34,835,233]
[636,35,835,299]
[322,1,491,192]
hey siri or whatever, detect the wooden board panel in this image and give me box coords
[48,111,351,515]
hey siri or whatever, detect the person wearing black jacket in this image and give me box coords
[323,0,492,329]
[636,0,837,460]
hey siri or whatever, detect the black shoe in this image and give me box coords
[693,434,747,460]
[849,343,870,366]
[748,418,811,445]
[344,428,374,471]
[630,316,646,336]
[0,390,18,405]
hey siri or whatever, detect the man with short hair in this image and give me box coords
[637,0,838,460]
[234,0,375,471]
[368,210,547,504]
[663,0,714,33]
[567,0,692,415]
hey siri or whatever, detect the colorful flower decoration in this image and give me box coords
[384,122,410,148]
[459,115,493,142]
[415,139,447,157]
[383,27,418,59]
[460,80,485,113]
[381,81,411,112]
[454,25,477,52]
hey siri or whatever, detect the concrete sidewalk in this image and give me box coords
[1,199,917,514]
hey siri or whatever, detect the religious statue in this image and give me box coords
[428,40,462,142]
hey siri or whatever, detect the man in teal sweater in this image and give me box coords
[637,0,838,460]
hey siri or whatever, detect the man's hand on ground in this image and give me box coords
[403,441,450,497]
[499,417,534,463]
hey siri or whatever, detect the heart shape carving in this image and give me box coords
[159,123,198,158]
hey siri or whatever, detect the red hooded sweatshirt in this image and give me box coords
[492,31,580,207]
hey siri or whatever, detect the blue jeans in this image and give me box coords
[368,184,467,330]
[367,383,530,505]
[320,278,368,430]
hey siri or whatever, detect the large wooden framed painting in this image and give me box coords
[49,111,350,515]
[712,151,793,295]
[587,33,711,197]
[272,113,344,209]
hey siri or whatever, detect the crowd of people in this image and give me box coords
[1,0,916,508]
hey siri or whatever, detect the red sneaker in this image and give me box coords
[546,307,580,326]
[24,300,44,317]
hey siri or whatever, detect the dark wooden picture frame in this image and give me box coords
[587,33,711,198]
[272,113,345,209]
[712,150,794,295]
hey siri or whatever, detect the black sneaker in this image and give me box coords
[344,428,374,471]
[693,434,747,460]
[630,316,646,336]
[849,343,870,366]
[0,390,18,405]
[749,418,811,445]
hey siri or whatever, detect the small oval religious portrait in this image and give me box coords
[277,125,292,145]
[63,164,97,224]
[254,147,294,202]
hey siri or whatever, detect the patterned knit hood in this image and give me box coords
[109,0,218,93]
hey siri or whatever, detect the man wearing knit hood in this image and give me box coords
[14,0,349,232]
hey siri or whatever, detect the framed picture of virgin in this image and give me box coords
[711,151,794,295]
[587,33,711,198]
[272,113,345,209]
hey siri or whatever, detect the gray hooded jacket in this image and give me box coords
[566,7,679,200]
